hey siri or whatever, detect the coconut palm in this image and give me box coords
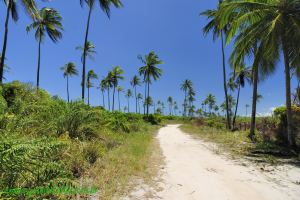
[60,62,78,103]
[205,94,216,115]
[167,96,173,115]
[144,96,153,113]
[137,93,143,114]
[99,79,107,108]
[180,79,193,116]
[117,86,124,111]
[131,75,141,113]
[217,0,293,142]
[109,66,124,111]
[138,51,163,115]
[125,89,132,113]
[76,41,96,63]
[26,8,63,90]
[0,0,38,84]
[79,0,122,101]
[86,70,98,105]
[201,3,231,129]
[231,65,252,129]
[174,102,178,116]
[245,104,250,116]
[187,88,196,116]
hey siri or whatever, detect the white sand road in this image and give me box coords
[124,124,300,200]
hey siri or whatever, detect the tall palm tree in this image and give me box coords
[138,51,163,116]
[188,88,196,116]
[60,62,78,103]
[110,66,124,111]
[125,89,132,113]
[27,7,63,90]
[174,101,178,116]
[205,94,216,115]
[245,104,250,116]
[117,86,124,111]
[167,96,173,115]
[131,75,141,113]
[79,0,123,101]
[86,70,98,105]
[76,41,97,63]
[218,0,296,144]
[180,79,193,116]
[104,73,113,111]
[99,79,107,108]
[231,65,252,129]
[201,3,231,129]
[0,0,38,84]
[137,93,143,114]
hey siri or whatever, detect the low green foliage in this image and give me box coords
[0,81,159,199]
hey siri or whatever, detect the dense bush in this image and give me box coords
[0,81,156,198]
[274,106,300,146]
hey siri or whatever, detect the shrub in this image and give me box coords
[143,114,162,125]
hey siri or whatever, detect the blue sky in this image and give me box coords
[0,0,298,115]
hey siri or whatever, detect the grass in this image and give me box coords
[180,123,299,164]
[86,125,161,200]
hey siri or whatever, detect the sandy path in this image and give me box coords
[124,125,300,200]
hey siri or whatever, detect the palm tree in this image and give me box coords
[0,0,38,84]
[104,72,113,111]
[60,62,78,103]
[117,86,124,111]
[100,78,107,108]
[217,0,292,142]
[188,88,196,116]
[180,79,193,116]
[27,8,63,90]
[231,65,252,129]
[125,89,132,113]
[110,66,124,111]
[131,75,141,113]
[137,93,143,114]
[79,0,122,100]
[174,102,178,116]
[201,3,231,129]
[144,96,153,113]
[86,70,98,105]
[205,94,216,115]
[245,104,250,116]
[138,51,163,116]
[167,96,173,115]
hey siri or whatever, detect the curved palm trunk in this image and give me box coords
[81,7,92,101]
[112,85,116,111]
[232,83,241,129]
[282,34,295,147]
[221,32,231,130]
[36,36,42,90]
[0,3,11,84]
[249,64,258,140]
[67,76,70,103]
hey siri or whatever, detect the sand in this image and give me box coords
[124,124,300,200]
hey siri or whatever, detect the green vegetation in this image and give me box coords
[0,81,160,199]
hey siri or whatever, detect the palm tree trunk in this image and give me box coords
[147,79,150,116]
[232,83,241,129]
[184,90,187,116]
[67,76,70,103]
[0,3,11,84]
[138,99,140,114]
[249,64,258,140]
[118,91,121,111]
[112,85,116,111]
[127,98,130,113]
[81,7,92,101]
[282,34,295,147]
[36,36,42,90]
[135,87,137,113]
[221,32,231,130]
[87,87,90,105]
[107,88,111,111]
[144,82,146,115]
[102,90,105,108]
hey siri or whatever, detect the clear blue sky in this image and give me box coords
[0,0,298,115]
